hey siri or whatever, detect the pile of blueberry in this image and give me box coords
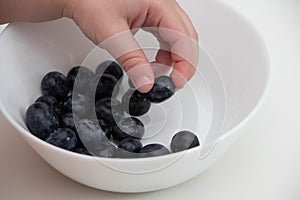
[25,61,200,158]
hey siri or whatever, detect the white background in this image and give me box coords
[1,0,300,199]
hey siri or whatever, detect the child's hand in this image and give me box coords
[0,0,198,93]
[63,0,198,92]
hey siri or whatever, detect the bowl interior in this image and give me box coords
[0,19,226,156]
[178,0,271,133]
[0,0,271,158]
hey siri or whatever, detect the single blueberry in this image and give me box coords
[118,138,143,154]
[61,93,92,116]
[41,71,70,101]
[122,89,151,116]
[60,112,78,132]
[93,143,118,158]
[76,119,109,151]
[71,93,92,116]
[170,131,200,153]
[60,112,85,148]
[26,102,59,140]
[88,74,119,100]
[96,61,123,81]
[67,66,94,92]
[35,95,61,117]
[145,76,175,103]
[139,143,170,158]
[95,98,123,128]
[112,117,144,142]
[45,128,77,150]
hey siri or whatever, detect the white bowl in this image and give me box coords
[0,0,271,193]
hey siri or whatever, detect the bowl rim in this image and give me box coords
[0,0,272,162]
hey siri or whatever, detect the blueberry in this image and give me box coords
[170,131,200,153]
[88,74,119,100]
[76,119,109,151]
[111,117,144,142]
[71,93,92,115]
[26,102,59,140]
[122,89,151,116]
[146,76,175,103]
[60,112,77,132]
[35,95,57,107]
[96,61,123,81]
[35,95,61,116]
[67,66,94,92]
[72,146,92,156]
[41,71,69,101]
[65,115,86,148]
[139,144,170,158]
[118,138,143,157]
[93,143,118,158]
[45,128,77,150]
[95,98,123,128]
[61,93,92,116]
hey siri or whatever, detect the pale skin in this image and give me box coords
[0,0,198,93]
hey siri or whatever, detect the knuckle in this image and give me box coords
[119,52,146,71]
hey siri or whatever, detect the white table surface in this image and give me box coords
[1,0,300,199]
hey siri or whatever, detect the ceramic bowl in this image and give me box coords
[0,0,271,193]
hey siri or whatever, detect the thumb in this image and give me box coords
[118,50,154,93]
[99,26,154,93]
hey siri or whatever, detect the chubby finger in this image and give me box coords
[98,20,154,93]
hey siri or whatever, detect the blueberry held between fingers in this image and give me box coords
[41,71,70,101]
[170,131,200,153]
[95,97,123,128]
[111,117,144,142]
[122,89,151,116]
[46,128,77,150]
[35,95,61,116]
[146,76,175,103]
[67,66,94,91]
[139,143,170,158]
[96,61,123,81]
[26,102,59,140]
